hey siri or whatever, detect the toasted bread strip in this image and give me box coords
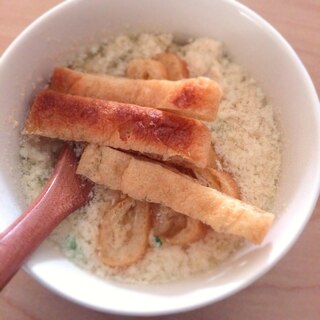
[152,204,186,237]
[194,168,241,199]
[77,145,274,244]
[98,197,151,267]
[168,217,207,246]
[151,205,207,246]
[23,90,212,168]
[50,67,221,121]
[126,59,168,80]
[207,146,220,169]
[153,53,189,80]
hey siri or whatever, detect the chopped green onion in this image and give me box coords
[154,236,162,247]
[67,236,77,250]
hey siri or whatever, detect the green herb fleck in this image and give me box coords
[67,236,77,250]
[154,236,162,247]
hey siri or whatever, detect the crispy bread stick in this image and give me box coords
[77,145,274,244]
[23,90,212,168]
[50,67,221,121]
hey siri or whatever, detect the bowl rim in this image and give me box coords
[1,0,320,316]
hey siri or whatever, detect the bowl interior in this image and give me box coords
[0,0,319,315]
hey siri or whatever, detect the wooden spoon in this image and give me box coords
[0,144,93,289]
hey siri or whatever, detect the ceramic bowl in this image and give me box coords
[0,0,319,316]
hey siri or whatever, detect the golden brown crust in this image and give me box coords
[77,145,274,244]
[23,89,212,168]
[50,67,221,121]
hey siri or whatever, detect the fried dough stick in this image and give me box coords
[23,90,212,168]
[126,59,168,80]
[50,67,222,121]
[151,204,207,246]
[77,145,274,244]
[153,52,189,80]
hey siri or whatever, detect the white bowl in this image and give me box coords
[0,0,319,316]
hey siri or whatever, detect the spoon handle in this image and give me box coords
[0,182,71,289]
[0,145,91,290]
